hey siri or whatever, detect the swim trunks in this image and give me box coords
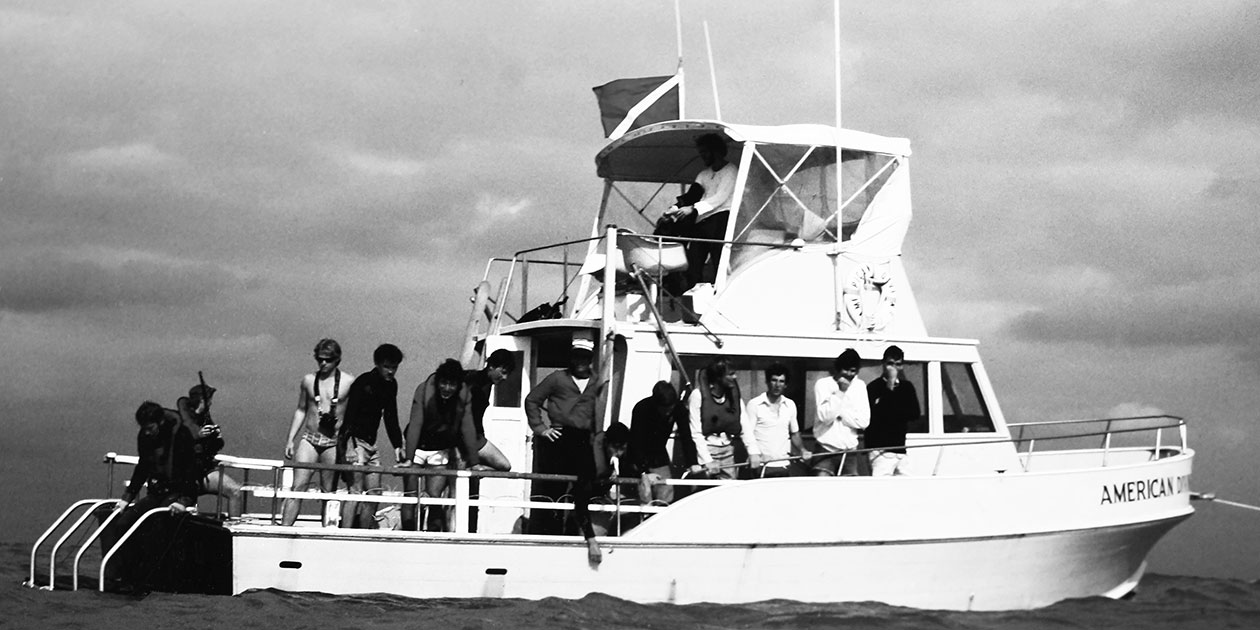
[303,431,339,450]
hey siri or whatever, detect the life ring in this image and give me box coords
[842,263,897,332]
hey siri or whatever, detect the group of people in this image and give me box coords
[613,345,919,495]
[123,383,242,519]
[280,339,517,531]
[119,334,917,553]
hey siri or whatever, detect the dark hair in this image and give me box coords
[435,358,464,385]
[883,345,904,362]
[651,380,678,407]
[695,133,728,157]
[703,359,731,386]
[314,338,342,359]
[486,349,516,373]
[765,362,788,383]
[604,422,630,447]
[833,348,861,372]
[374,343,403,365]
[135,401,165,426]
[702,359,740,412]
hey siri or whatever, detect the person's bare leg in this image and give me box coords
[281,439,319,526]
[203,470,243,517]
[426,473,448,531]
[476,440,512,472]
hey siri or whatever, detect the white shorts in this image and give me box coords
[412,449,450,467]
[869,451,908,476]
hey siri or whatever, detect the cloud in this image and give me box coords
[0,247,248,312]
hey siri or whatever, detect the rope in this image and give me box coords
[1192,492,1260,513]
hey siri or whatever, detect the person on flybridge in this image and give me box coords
[281,338,355,526]
[657,133,738,293]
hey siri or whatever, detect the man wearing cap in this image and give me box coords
[866,345,920,476]
[524,332,607,535]
[176,382,243,517]
[812,348,870,476]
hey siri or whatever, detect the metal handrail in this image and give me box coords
[72,501,127,591]
[98,506,171,592]
[28,499,111,589]
[47,499,122,590]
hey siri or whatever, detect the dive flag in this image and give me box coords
[592,74,682,140]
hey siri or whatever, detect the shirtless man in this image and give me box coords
[281,338,355,526]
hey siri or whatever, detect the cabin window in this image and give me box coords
[940,362,994,433]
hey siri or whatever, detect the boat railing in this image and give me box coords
[475,228,799,334]
[90,415,1186,537]
[1006,414,1187,471]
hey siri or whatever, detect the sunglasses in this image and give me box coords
[314,355,339,363]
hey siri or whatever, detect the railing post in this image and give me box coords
[1153,428,1162,461]
[1102,419,1113,467]
[271,466,281,525]
[453,470,471,534]
[520,255,530,316]
[1023,439,1036,472]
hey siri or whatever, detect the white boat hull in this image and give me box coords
[230,450,1193,611]
[233,516,1182,610]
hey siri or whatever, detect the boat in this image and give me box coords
[28,115,1195,610]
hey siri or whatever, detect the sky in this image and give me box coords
[2,1,1258,580]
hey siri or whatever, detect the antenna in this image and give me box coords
[675,0,685,119]
[704,21,721,121]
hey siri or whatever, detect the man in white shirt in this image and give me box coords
[812,349,869,476]
[659,133,739,292]
[744,363,810,478]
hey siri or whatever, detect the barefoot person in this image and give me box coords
[281,338,355,526]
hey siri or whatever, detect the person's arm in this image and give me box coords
[687,392,712,470]
[402,378,429,464]
[382,381,404,461]
[284,377,309,460]
[838,380,871,431]
[692,164,738,217]
[787,400,810,461]
[178,396,224,455]
[524,373,559,439]
[814,378,839,431]
[742,399,762,468]
[122,433,149,503]
[457,389,481,468]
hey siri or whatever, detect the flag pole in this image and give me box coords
[834,0,842,209]
[704,21,721,121]
[832,0,844,331]
[675,0,685,119]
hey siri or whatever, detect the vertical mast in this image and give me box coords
[704,21,721,121]
[675,0,685,119]
[832,0,844,330]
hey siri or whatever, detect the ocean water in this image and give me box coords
[5,541,1259,630]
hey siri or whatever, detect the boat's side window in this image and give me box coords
[941,362,994,433]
